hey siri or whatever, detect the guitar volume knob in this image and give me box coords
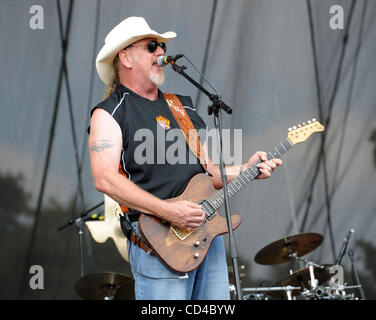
[194,253,200,259]
[194,241,200,247]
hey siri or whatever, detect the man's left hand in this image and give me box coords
[244,151,282,179]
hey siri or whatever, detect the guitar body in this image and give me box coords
[139,173,242,274]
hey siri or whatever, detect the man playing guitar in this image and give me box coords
[89,16,282,300]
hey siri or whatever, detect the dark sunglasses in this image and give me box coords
[128,40,166,54]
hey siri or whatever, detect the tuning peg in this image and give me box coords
[288,127,292,131]
[303,122,306,126]
[293,126,297,130]
[298,124,302,128]
[308,120,312,124]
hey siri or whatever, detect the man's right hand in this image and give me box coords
[164,200,206,229]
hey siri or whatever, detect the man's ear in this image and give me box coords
[118,50,133,69]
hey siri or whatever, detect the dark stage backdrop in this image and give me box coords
[0,0,375,299]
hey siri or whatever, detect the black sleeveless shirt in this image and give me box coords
[90,85,206,204]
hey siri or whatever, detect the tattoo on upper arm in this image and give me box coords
[90,140,114,152]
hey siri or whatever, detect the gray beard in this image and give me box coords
[150,71,165,87]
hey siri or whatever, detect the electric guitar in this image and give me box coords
[139,119,325,273]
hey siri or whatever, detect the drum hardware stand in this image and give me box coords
[242,286,301,300]
[287,246,295,276]
[57,201,104,278]
[347,247,366,300]
[289,252,324,290]
[286,288,293,300]
[335,228,365,299]
[285,240,304,274]
[102,284,117,300]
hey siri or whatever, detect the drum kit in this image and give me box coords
[74,232,361,300]
[232,232,361,300]
[71,197,361,301]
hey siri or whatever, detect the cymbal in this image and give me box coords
[75,272,134,300]
[254,233,323,265]
[268,264,333,299]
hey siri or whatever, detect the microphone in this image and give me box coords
[335,229,355,265]
[157,54,184,67]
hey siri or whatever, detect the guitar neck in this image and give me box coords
[206,139,293,211]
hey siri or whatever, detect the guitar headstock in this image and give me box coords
[287,118,325,145]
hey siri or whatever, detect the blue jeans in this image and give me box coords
[127,221,230,300]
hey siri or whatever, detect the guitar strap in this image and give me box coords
[163,93,208,172]
[118,93,208,215]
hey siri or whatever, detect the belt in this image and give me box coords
[130,232,153,255]
[119,213,153,255]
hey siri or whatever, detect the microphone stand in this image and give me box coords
[334,228,366,299]
[335,229,354,265]
[57,201,104,278]
[169,57,243,300]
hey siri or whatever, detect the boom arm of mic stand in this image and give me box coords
[57,201,104,232]
[57,201,104,278]
[170,62,232,115]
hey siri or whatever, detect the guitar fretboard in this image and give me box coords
[205,139,293,213]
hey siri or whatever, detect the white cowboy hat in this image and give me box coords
[96,16,177,86]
